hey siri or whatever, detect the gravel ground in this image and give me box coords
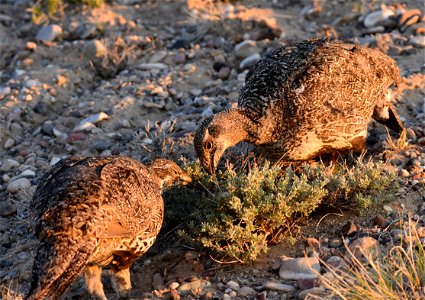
[0,0,424,299]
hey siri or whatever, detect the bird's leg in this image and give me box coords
[84,265,107,300]
[110,267,131,299]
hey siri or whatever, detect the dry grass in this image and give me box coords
[318,219,425,300]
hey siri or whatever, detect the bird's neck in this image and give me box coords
[212,109,257,146]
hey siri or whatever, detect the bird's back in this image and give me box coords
[238,38,401,159]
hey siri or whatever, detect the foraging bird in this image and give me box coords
[26,156,191,300]
[195,38,404,174]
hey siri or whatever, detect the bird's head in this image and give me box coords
[149,159,192,190]
[194,109,254,175]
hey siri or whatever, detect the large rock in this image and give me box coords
[35,24,62,42]
[279,256,321,280]
[6,178,31,193]
[345,237,379,262]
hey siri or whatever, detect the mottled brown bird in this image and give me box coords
[26,156,191,300]
[195,38,404,174]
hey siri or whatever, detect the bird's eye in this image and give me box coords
[205,141,213,150]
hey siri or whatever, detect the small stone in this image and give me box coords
[170,289,181,300]
[1,159,20,172]
[239,53,261,70]
[399,169,410,177]
[26,41,37,50]
[397,9,422,32]
[0,86,11,96]
[418,137,425,147]
[279,256,320,280]
[226,280,240,291]
[173,53,187,64]
[346,237,379,261]
[234,40,260,58]
[406,128,417,141]
[169,282,180,289]
[297,278,317,290]
[417,227,425,238]
[50,157,61,167]
[326,256,341,268]
[239,286,256,297]
[374,214,386,227]
[383,205,393,213]
[6,178,31,193]
[409,36,425,48]
[149,50,168,63]
[329,238,342,248]
[19,169,36,178]
[341,221,357,237]
[0,199,17,217]
[218,67,231,80]
[223,294,231,300]
[92,140,112,151]
[228,290,237,297]
[35,24,62,42]
[137,63,168,70]
[298,287,326,299]
[363,6,394,28]
[152,273,165,290]
[263,281,295,292]
[84,40,107,59]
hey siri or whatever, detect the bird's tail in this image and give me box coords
[25,236,94,300]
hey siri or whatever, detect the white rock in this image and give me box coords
[239,53,261,70]
[264,281,296,292]
[149,50,168,63]
[363,5,395,28]
[279,256,320,280]
[1,159,20,172]
[168,282,179,289]
[19,169,36,178]
[137,63,168,70]
[36,24,63,42]
[84,112,110,124]
[0,86,11,96]
[226,280,240,291]
[53,127,68,139]
[50,156,62,167]
[4,138,15,149]
[234,40,259,58]
[73,121,96,132]
[7,178,31,193]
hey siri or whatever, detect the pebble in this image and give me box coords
[6,178,31,193]
[177,280,211,296]
[383,205,393,213]
[0,199,17,217]
[169,282,180,289]
[222,294,231,300]
[137,63,168,70]
[399,169,410,177]
[35,24,63,42]
[418,137,425,147]
[263,281,295,292]
[409,36,425,48]
[50,157,62,167]
[239,286,256,297]
[149,50,168,63]
[239,53,261,70]
[152,273,165,290]
[73,121,97,132]
[346,237,379,261]
[1,159,20,172]
[173,53,187,64]
[226,280,240,291]
[84,40,107,59]
[298,287,326,299]
[326,256,341,267]
[0,86,11,96]
[218,67,231,80]
[92,140,112,151]
[363,6,394,28]
[328,238,342,248]
[341,221,357,237]
[26,41,37,50]
[406,128,417,141]
[19,169,36,178]
[279,256,320,280]
[234,40,260,58]
[83,112,110,124]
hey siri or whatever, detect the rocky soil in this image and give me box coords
[0,0,424,299]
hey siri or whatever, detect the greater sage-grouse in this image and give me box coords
[195,38,404,174]
[26,156,191,300]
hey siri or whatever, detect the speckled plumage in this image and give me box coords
[26,156,191,300]
[195,38,404,174]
